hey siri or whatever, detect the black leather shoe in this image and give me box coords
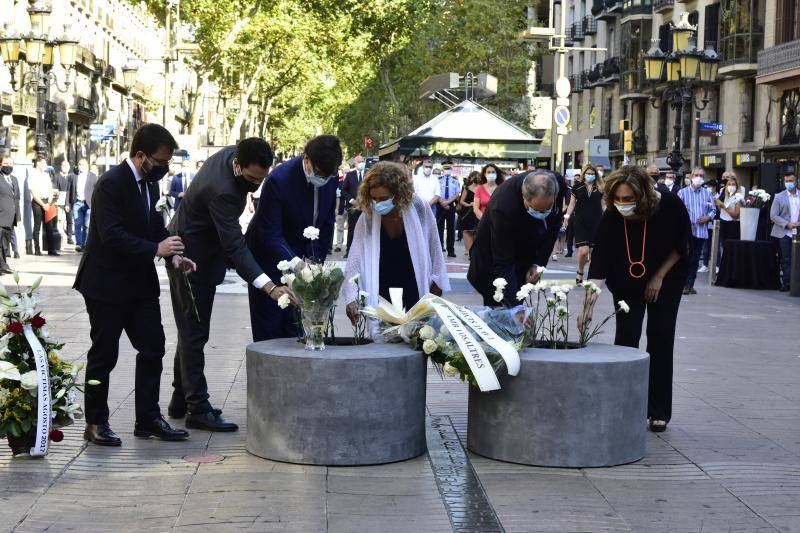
[186,410,239,432]
[134,415,189,441]
[84,422,122,446]
[13,252,19,259]
[48,251,60,256]
[168,404,222,419]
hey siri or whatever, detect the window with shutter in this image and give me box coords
[703,4,720,50]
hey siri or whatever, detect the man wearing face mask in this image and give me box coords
[246,134,342,341]
[0,155,21,264]
[414,161,441,212]
[74,124,194,447]
[69,158,98,252]
[677,167,716,294]
[468,170,563,306]
[341,154,366,257]
[437,161,461,258]
[660,171,680,195]
[0,154,19,273]
[166,138,288,430]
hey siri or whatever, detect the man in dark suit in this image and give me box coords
[246,134,342,341]
[68,158,98,252]
[0,154,19,273]
[340,154,365,256]
[74,123,193,446]
[167,138,291,431]
[169,164,192,212]
[54,159,74,245]
[468,170,563,306]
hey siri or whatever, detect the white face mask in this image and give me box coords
[485,173,497,182]
[664,178,674,187]
[727,185,737,195]
[692,177,704,188]
[614,202,637,217]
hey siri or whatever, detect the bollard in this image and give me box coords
[790,231,800,297]
[709,219,720,285]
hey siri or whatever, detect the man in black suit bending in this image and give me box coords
[74,123,195,446]
[167,137,292,431]
[340,155,365,256]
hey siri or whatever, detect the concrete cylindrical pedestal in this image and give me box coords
[246,338,427,466]
[468,344,649,468]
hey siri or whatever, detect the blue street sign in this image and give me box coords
[699,122,723,132]
[553,105,570,128]
[90,123,116,136]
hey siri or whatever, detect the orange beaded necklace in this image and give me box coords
[623,219,647,279]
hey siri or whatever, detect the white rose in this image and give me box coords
[303,226,320,240]
[277,260,292,271]
[536,266,546,274]
[285,273,296,286]
[300,268,314,283]
[443,362,459,377]
[20,370,38,390]
[618,300,630,313]
[422,339,438,355]
[277,294,291,309]
[419,325,436,340]
[492,278,508,289]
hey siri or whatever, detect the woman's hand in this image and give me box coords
[346,301,359,325]
[430,282,442,297]
[561,217,569,230]
[644,275,663,303]
[714,198,723,208]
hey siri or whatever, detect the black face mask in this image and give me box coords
[235,173,260,193]
[142,156,169,182]
[0,166,12,175]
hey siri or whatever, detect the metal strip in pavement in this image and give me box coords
[426,415,504,533]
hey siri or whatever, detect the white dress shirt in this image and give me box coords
[414,175,441,204]
[787,191,800,237]
[28,170,53,200]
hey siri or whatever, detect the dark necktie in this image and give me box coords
[139,180,149,218]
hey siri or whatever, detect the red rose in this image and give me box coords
[30,315,46,329]
[49,429,64,442]
[7,321,23,334]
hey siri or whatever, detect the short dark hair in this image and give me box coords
[304,135,342,177]
[236,137,273,169]
[34,154,48,164]
[782,170,796,178]
[129,123,178,157]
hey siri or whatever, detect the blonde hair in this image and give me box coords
[580,164,603,191]
[604,165,660,217]
[358,161,415,216]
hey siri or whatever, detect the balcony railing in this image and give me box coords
[586,58,621,86]
[602,57,621,81]
[653,0,674,12]
[595,0,622,20]
[13,92,37,118]
[757,39,800,78]
[622,0,653,17]
[70,96,97,119]
[0,92,12,113]
[572,21,585,41]
[620,67,648,98]
[583,15,598,35]
[720,30,763,69]
[570,74,584,93]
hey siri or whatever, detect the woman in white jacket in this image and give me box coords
[345,161,450,323]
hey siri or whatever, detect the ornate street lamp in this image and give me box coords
[122,62,139,144]
[0,2,78,157]
[644,11,719,172]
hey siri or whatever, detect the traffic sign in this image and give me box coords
[556,125,568,136]
[699,122,723,137]
[553,105,570,128]
[90,123,116,136]
[555,77,571,99]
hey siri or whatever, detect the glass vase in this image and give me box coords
[300,300,332,351]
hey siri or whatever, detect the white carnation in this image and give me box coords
[349,274,360,285]
[303,226,320,240]
[618,300,630,313]
[359,290,369,299]
[492,278,508,289]
[493,291,504,303]
[422,339,438,355]
[277,294,291,309]
[419,325,436,340]
[277,260,292,271]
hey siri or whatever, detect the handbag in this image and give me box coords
[44,204,58,224]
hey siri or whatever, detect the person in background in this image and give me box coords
[700,179,720,271]
[473,163,505,223]
[0,155,21,261]
[437,161,461,258]
[457,171,480,256]
[69,158,97,253]
[169,161,193,212]
[332,163,349,252]
[594,164,605,181]
[580,165,691,433]
[413,160,441,214]
[341,155,366,257]
[0,154,19,274]
[677,167,716,294]
[246,134,342,341]
[646,164,661,186]
[661,171,680,194]
[55,159,74,246]
[714,171,742,260]
[770,171,799,292]
[563,164,604,283]
[468,170,562,306]
[28,155,57,256]
[345,162,449,321]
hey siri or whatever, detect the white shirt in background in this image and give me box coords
[414,175,441,204]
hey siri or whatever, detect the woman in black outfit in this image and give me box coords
[457,171,480,255]
[579,165,691,433]
[563,164,604,283]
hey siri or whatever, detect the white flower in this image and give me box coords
[618,300,630,313]
[20,370,38,390]
[516,283,535,301]
[359,290,369,300]
[439,325,449,336]
[0,386,9,404]
[39,326,50,340]
[303,226,320,240]
[300,267,314,283]
[0,360,20,381]
[349,274,360,285]
[537,266,546,274]
[546,297,555,306]
[443,362,459,377]
[492,278,508,289]
[591,286,602,295]
[419,325,436,340]
[556,305,568,317]
[422,339,438,355]
[493,291,504,303]
[559,284,573,293]
[277,294,291,309]
[285,274,296,286]
[554,291,566,302]
[277,260,292,271]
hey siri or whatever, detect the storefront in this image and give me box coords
[732,150,761,189]
[700,152,726,183]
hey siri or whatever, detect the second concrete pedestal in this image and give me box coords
[468,344,649,467]
[246,338,427,466]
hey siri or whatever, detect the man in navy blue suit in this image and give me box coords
[246,135,342,341]
[169,161,193,212]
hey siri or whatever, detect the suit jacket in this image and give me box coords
[770,189,799,239]
[67,171,98,207]
[340,169,364,211]
[246,155,337,284]
[169,173,189,211]
[656,183,680,196]
[468,173,563,306]
[0,174,17,228]
[73,160,169,303]
[168,146,263,287]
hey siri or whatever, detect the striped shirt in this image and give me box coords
[677,186,717,239]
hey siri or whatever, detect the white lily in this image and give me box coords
[0,360,21,381]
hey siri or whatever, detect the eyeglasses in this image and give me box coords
[149,155,172,166]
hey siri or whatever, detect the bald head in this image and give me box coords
[522,170,558,200]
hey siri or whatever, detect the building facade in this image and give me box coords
[540,0,796,189]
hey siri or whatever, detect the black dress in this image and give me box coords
[457,188,478,231]
[379,225,420,310]
[572,182,604,247]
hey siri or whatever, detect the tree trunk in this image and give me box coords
[229,64,264,140]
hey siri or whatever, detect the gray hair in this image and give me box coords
[522,170,558,200]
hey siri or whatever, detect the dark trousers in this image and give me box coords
[0,226,10,269]
[63,204,73,240]
[437,206,456,254]
[566,217,575,255]
[248,284,299,342]
[701,228,713,266]
[31,202,55,253]
[686,236,706,287]
[774,235,792,289]
[83,296,165,424]
[612,285,682,423]
[346,208,361,254]
[168,268,215,414]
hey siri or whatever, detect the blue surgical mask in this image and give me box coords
[304,160,331,188]
[373,198,395,216]
[585,174,596,183]
[357,162,366,172]
[527,207,551,220]
[787,182,796,191]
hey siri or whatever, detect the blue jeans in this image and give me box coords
[686,236,706,287]
[73,201,90,247]
[775,235,792,289]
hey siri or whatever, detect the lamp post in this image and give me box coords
[643,12,719,173]
[0,0,78,158]
[122,63,138,144]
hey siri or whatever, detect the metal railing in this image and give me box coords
[601,57,621,79]
[72,96,97,118]
[653,0,674,11]
[757,39,800,77]
[583,15,598,35]
[720,30,764,67]
[622,0,653,16]
[572,21,585,41]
